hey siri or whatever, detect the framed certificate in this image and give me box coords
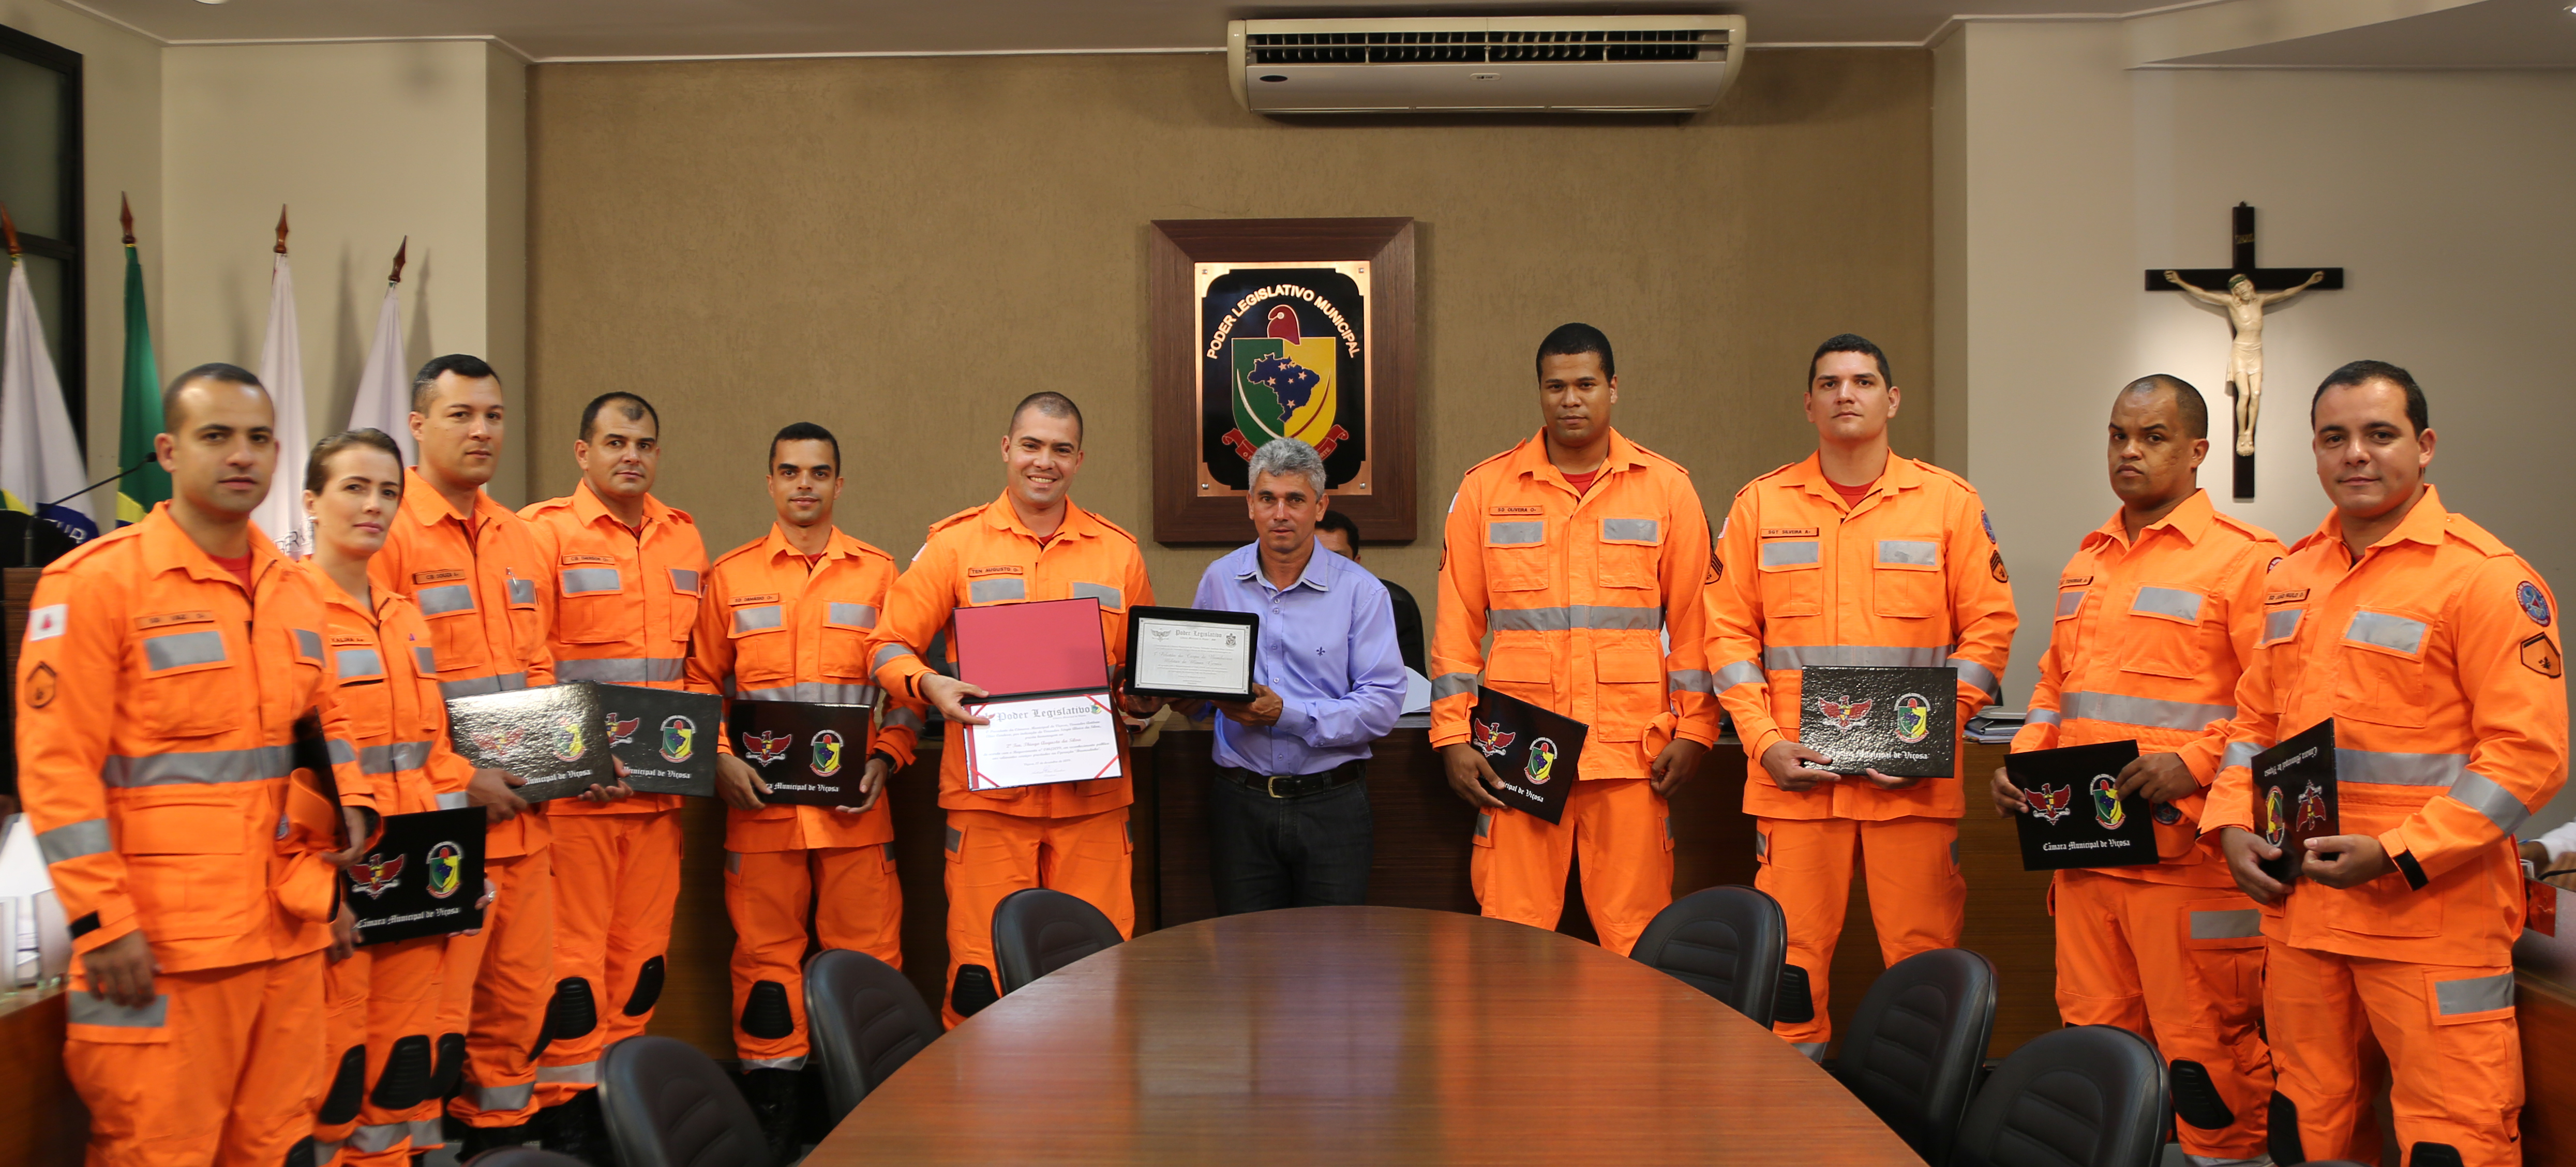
[964,693,1126,790]
[1125,606,1259,701]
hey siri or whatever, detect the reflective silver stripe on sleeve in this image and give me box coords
[534,1063,598,1085]
[2189,908,2262,940]
[670,568,700,593]
[2434,971,2517,1016]
[1486,522,1544,546]
[416,585,474,615]
[507,578,537,605]
[828,603,879,629]
[1602,519,1658,543]
[2026,708,2062,727]
[1760,541,1820,568]
[871,644,915,671]
[1487,605,1663,633]
[1714,660,1766,691]
[742,1056,810,1071]
[2058,692,2236,731]
[467,1082,534,1112]
[336,649,385,680]
[560,567,622,595]
[732,605,784,634]
[2263,609,2302,644]
[360,741,436,775]
[348,1123,410,1154]
[294,629,324,661]
[2222,741,2262,771]
[144,630,227,670]
[414,646,436,673]
[881,708,925,734]
[1667,669,1714,694]
[2347,610,2429,655]
[69,994,169,1028]
[2131,586,2205,622]
[969,578,1026,604]
[1949,658,2000,698]
[1765,645,1955,670]
[329,738,357,766]
[739,682,878,705]
[2447,769,2531,836]
[438,672,529,700]
[555,657,686,683]
[100,744,298,787]
[36,818,111,863]
[408,1119,441,1149]
[1429,672,1479,700]
[436,792,471,810]
[1877,540,1937,566]
[2338,749,2467,788]
[2056,590,2087,618]
[1069,582,1122,609]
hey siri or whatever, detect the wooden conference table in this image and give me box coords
[814,906,1919,1166]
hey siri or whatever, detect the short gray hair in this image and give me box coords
[1245,438,1327,499]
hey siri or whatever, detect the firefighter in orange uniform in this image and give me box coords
[1989,377,2280,1164]
[518,392,708,1138]
[19,365,372,1166]
[870,392,1157,1028]
[369,354,564,1154]
[297,429,493,1166]
[692,422,926,1158]
[2210,361,2567,1167]
[1705,334,2017,1058]
[1429,324,1718,954]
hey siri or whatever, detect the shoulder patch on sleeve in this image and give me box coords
[24,662,56,708]
[1989,550,2009,584]
[2518,580,2552,627]
[26,604,66,642]
[2523,633,2563,679]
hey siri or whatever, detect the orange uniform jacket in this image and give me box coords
[2205,486,2569,962]
[869,495,1153,818]
[17,506,369,974]
[309,563,476,818]
[1708,453,2018,820]
[690,525,927,850]
[521,483,713,815]
[370,468,556,856]
[2013,491,2285,884]
[1429,429,1721,774]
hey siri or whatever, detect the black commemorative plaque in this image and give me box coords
[444,683,618,803]
[2008,740,2156,871]
[1796,666,1958,779]
[593,684,722,798]
[729,700,877,808]
[347,806,487,945]
[2253,719,2340,884]
[1467,685,1587,825]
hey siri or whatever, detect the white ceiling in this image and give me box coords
[2164,0,2576,67]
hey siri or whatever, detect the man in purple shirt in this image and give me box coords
[1190,438,1407,912]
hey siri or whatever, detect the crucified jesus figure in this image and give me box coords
[2165,269,2326,456]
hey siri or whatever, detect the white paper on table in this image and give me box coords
[1402,668,1432,715]
[964,692,1126,790]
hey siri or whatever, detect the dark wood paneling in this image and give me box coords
[0,987,87,1165]
[2524,974,2576,1167]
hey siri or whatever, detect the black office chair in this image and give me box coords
[1831,947,1998,1164]
[1948,1025,2167,1167]
[465,1150,591,1167]
[992,887,1124,994]
[598,1035,774,1167]
[1629,885,1788,1027]
[804,948,942,1124]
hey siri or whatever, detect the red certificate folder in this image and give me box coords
[953,597,1110,698]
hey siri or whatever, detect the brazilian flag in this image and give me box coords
[114,237,167,525]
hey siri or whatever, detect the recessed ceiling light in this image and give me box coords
[196,0,227,6]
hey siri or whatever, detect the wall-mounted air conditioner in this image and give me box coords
[1227,14,1748,114]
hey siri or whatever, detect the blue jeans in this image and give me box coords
[1206,771,1373,914]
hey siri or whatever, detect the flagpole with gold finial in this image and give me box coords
[275,204,289,256]
[388,236,407,286]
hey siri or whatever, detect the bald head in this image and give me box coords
[2119,375,2208,442]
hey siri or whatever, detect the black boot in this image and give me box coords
[538,1090,617,1166]
[741,1068,803,1164]
[455,1121,536,1159]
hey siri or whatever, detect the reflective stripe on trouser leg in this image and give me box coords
[1752,817,1862,1046]
[450,851,554,1127]
[347,935,450,1163]
[940,807,1133,1028]
[1475,779,1671,957]
[69,950,331,1167]
[2359,957,2526,1163]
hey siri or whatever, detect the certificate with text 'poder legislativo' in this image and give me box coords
[954,596,1125,789]
[964,693,1126,790]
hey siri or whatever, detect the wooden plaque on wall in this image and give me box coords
[1149,217,1416,545]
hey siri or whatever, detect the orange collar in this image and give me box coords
[978,491,1102,543]
[1775,450,1924,504]
[2295,483,2450,557]
[1500,427,1648,490]
[2084,488,2216,551]
[570,478,677,532]
[400,467,508,530]
[759,522,859,564]
[137,502,288,587]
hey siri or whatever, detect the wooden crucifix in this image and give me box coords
[2146,203,2344,500]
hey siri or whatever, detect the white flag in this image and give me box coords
[1,259,99,544]
[254,251,311,557]
[348,278,415,466]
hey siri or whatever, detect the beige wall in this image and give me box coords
[525,49,1935,602]
[159,39,531,503]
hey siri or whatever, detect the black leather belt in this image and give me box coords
[1218,762,1365,799]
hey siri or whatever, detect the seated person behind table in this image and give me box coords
[1188,439,1406,913]
[1315,509,1426,678]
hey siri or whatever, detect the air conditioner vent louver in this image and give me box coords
[1231,16,1747,113]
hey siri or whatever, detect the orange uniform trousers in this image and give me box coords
[2264,938,2523,1166]
[724,844,904,1068]
[942,806,1132,1028]
[312,936,447,1165]
[1471,777,1671,956]
[69,950,327,1167]
[442,848,555,1127]
[1755,815,1964,1054]
[2050,870,2270,1160]
[534,809,683,1105]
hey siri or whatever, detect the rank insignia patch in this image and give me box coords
[23,662,55,709]
[2524,633,2563,679]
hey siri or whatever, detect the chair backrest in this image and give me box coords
[1831,947,1998,1163]
[991,887,1124,994]
[1629,885,1787,1027]
[805,948,942,1124]
[1948,1025,2168,1167]
[598,1035,774,1167]
[464,1149,592,1167]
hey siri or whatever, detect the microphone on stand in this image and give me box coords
[18,457,153,567]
